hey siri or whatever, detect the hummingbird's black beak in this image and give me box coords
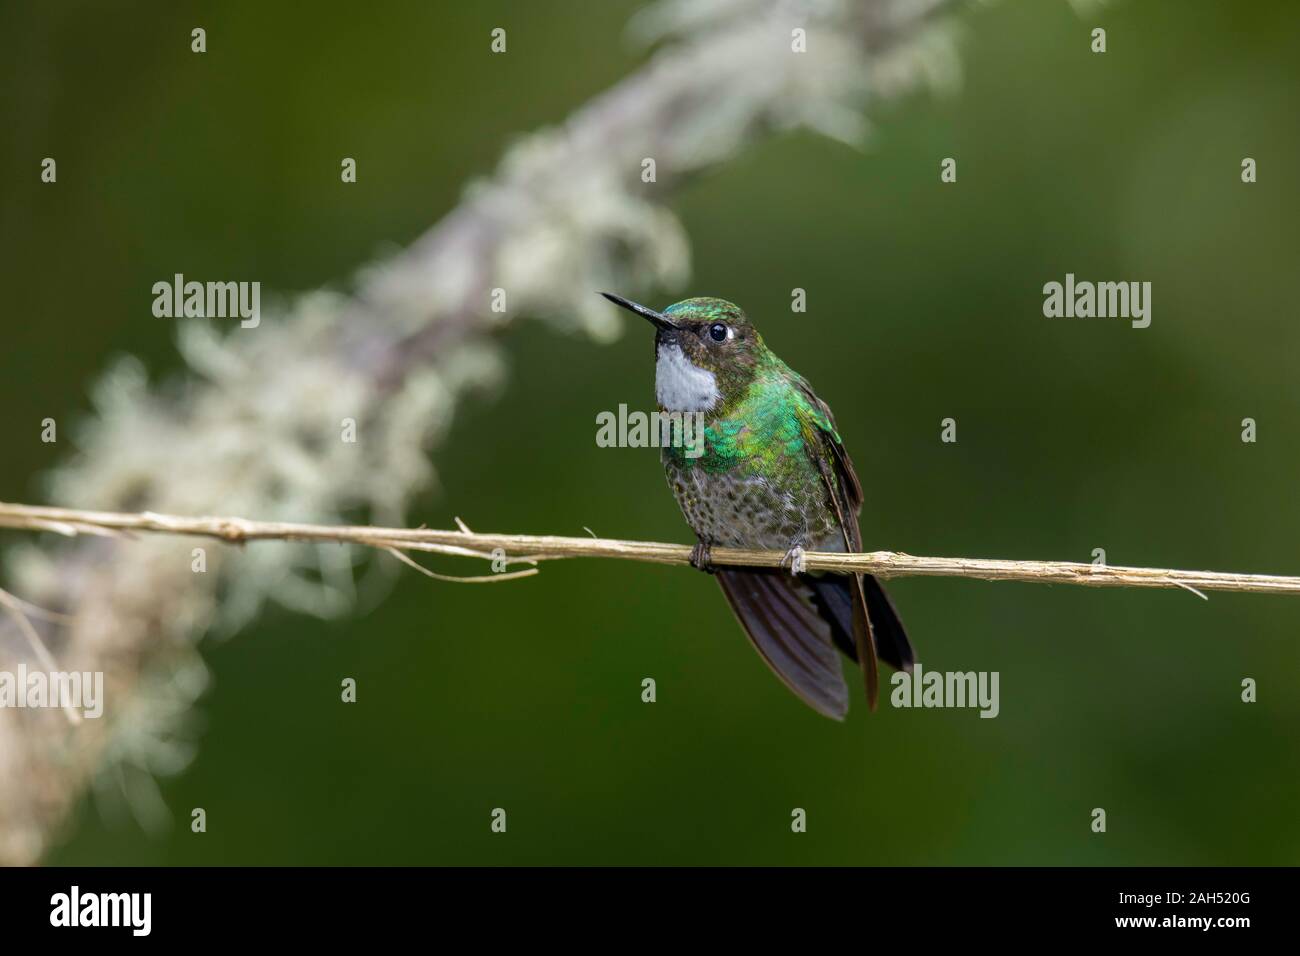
[600,292,678,331]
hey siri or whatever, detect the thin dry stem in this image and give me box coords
[378,545,540,584]
[1,501,1296,596]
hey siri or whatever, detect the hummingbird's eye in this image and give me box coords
[708,323,728,342]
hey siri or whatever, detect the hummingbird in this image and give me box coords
[602,292,915,719]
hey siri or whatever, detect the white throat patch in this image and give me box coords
[655,343,721,412]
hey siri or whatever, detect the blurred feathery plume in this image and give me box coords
[0,0,972,864]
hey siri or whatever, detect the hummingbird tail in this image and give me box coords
[849,574,880,712]
[715,567,915,719]
[860,574,915,673]
[806,572,915,683]
[715,568,850,720]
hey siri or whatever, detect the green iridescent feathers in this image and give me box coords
[664,358,842,489]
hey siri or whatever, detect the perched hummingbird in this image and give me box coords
[602,293,915,719]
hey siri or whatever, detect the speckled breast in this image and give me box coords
[662,449,844,552]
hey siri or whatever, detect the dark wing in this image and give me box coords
[861,573,914,673]
[790,376,863,541]
[791,376,903,709]
[715,568,850,720]
[794,380,914,672]
[805,569,914,674]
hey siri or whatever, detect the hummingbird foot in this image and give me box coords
[689,540,716,574]
[780,545,808,576]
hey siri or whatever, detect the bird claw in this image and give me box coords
[690,540,716,574]
[781,545,807,576]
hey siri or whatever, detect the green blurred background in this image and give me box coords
[2,0,1298,864]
